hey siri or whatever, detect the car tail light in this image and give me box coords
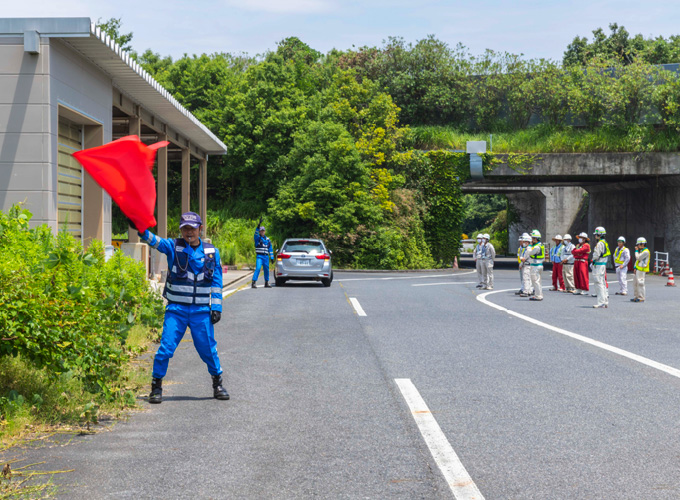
[277,253,291,261]
[315,254,330,261]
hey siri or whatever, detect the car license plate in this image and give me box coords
[297,259,310,266]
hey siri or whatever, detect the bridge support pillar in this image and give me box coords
[507,186,586,245]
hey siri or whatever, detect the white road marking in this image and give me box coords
[477,289,680,380]
[338,271,475,282]
[395,379,485,500]
[222,286,250,298]
[413,282,476,287]
[349,297,367,316]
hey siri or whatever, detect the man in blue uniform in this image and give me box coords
[139,212,229,404]
[252,217,274,288]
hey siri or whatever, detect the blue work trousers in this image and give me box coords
[152,307,222,379]
[253,254,270,283]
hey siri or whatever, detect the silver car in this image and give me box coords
[274,239,333,287]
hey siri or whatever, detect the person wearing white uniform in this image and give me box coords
[591,226,611,309]
[632,237,650,303]
[561,234,575,292]
[481,233,495,290]
[518,234,534,297]
[613,236,630,296]
[474,234,484,288]
[515,233,530,295]
[522,229,545,301]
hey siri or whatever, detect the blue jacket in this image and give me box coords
[254,228,274,259]
[139,230,223,312]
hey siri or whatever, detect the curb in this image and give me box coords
[222,271,253,289]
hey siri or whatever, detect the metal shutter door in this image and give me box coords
[57,118,83,239]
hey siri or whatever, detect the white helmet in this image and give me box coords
[563,233,572,240]
[636,237,647,245]
[522,235,532,242]
[578,232,588,239]
[554,234,563,240]
[594,226,606,236]
[477,233,483,239]
[530,229,541,239]
[483,233,490,240]
[617,236,626,243]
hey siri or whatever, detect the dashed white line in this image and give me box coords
[349,297,367,316]
[396,378,485,500]
[477,288,680,380]
[412,282,476,287]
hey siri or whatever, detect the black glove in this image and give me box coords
[211,311,221,325]
[257,216,263,231]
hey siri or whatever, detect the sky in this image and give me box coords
[5,0,680,61]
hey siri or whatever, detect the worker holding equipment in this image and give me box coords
[572,232,591,295]
[139,212,229,404]
[632,237,650,303]
[550,235,565,291]
[614,236,630,295]
[474,234,484,288]
[561,234,575,293]
[522,230,544,301]
[481,233,495,290]
[252,217,274,288]
[591,226,611,309]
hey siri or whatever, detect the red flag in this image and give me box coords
[73,135,169,233]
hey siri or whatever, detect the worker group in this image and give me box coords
[472,228,651,308]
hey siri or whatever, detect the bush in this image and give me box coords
[0,205,163,400]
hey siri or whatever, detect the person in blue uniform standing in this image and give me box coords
[138,211,229,404]
[252,217,274,288]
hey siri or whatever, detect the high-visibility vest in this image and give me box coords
[164,239,217,306]
[517,246,522,263]
[530,243,545,265]
[601,240,611,258]
[614,246,628,265]
[634,248,650,273]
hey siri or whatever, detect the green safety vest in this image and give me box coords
[530,243,545,265]
[594,240,611,265]
[602,240,611,258]
[614,246,627,265]
[634,248,650,273]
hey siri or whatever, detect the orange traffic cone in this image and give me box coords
[661,262,670,276]
[453,256,459,270]
[666,268,676,287]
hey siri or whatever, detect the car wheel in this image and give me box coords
[321,277,332,287]
[275,277,286,287]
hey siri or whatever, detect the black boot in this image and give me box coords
[212,375,230,400]
[149,377,163,404]
[251,281,257,289]
[264,281,272,288]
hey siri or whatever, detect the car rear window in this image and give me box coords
[283,241,324,254]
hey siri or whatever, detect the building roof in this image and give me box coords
[0,17,228,155]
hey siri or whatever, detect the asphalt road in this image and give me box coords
[6,267,680,499]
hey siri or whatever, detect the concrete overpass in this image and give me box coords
[463,152,680,266]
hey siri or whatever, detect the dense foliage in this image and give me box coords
[0,205,163,400]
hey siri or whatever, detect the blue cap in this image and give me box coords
[179,212,202,228]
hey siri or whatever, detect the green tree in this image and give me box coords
[96,18,134,53]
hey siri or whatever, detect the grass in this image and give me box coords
[0,324,155,444]
[0,324,157,497]
[411,124,680,153]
